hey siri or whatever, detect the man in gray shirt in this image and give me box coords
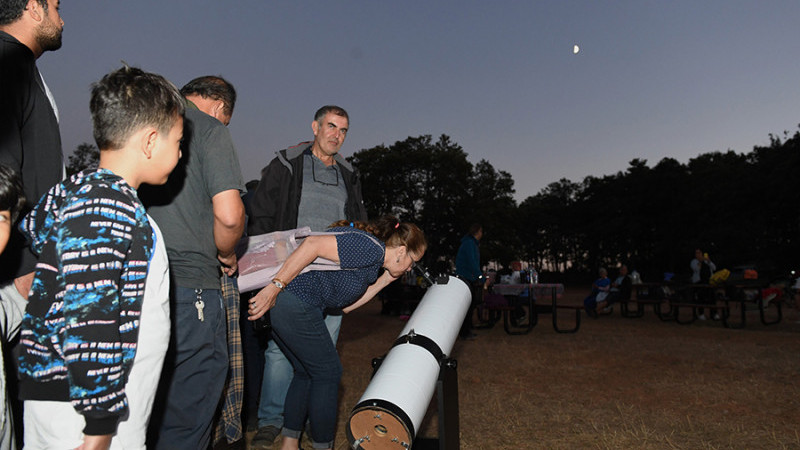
[143,76,246,449]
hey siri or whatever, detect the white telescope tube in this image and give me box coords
[347,276,471,449]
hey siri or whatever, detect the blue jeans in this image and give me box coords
[269,291,342,448]
[257,312,341,429]
[149,286,228,449]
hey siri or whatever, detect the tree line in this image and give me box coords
[352,129,800,284]
[68,126,800,283]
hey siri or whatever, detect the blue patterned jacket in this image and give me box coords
[17,169,155,436]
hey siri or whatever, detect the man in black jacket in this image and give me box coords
[248,106,366,235]
[247,105,367,448]
[0,0,65,296]
[0,2,64,446]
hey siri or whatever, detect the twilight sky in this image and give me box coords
[39,0,800,201]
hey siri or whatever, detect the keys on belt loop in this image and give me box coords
[195,289,205,322]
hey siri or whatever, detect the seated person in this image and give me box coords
[584,267,611,318]
[503,261,529,325]
[496,260,516,284]
[597,264,632,313]
[479,269,503,325]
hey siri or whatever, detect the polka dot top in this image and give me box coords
[286,227,385,309]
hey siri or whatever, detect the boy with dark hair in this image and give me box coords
[0,164,24,448]
[0,165,25,254]
[16,66,184,449]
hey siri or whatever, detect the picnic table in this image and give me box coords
[620,280,782,328]
[485,283,580,334]
[619,282,675,321]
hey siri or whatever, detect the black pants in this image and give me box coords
[694,285,717,317]
[460,282,482,337]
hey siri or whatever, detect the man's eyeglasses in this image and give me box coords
[312,161,339,187]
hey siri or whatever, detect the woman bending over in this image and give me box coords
[247,215,426,450]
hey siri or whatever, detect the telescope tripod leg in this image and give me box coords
[415,359,460,450]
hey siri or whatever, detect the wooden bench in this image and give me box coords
[727,285,783,326]
[668,301,722,325]
[620,298,674,321]
[488,283,579,334]
[476,294,536,335]
[719,294,783,328]
[492,303,537,335]
[670,283,784,328]
[618,282,679,321]
[757,295,783,325]
[477,297,580,334]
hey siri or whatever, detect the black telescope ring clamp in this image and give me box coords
[391,329,445,363]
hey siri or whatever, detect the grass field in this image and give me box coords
[245,285,800,449]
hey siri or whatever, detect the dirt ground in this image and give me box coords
[246,285,800,450]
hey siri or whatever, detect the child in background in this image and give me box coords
[0,164,26,449]
[16,66,184,449]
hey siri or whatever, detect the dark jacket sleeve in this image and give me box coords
[248,157,289,235]
[0,40,27,183]
[455,237,481,282]
[620,276,632,300]
[0,37,63,279]
[0,39,62,209]
[343,166,368,221]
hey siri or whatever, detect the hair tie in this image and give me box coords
[349,222,354,227]
[394,222,400,229]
